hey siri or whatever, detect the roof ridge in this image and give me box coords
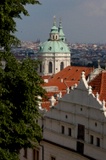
[100,72,106,95]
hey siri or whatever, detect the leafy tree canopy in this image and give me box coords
[0,0,46,160]
[0,0,40,51]
[0,54,46,160]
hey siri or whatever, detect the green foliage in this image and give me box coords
[0,0,46,159]
[0,0,40,50]
[0,54,46,159]
[0,148,18,160]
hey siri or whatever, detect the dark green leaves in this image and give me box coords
[0,1,44,159]
[0,55,45,159]
[0,0,40,50]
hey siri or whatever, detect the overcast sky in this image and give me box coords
[15,0,106,43]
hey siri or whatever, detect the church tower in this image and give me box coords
[37,17,71,76]
[58,18,66,42]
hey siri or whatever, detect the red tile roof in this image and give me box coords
[41,99,58,111]
[41,68,106,110]
[89,71,106,101]
[41,66,93,110]
[41,101,51,111]
[42,75,51,80]
[42,66,93,91]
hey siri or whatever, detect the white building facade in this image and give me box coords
[41,72,106,160]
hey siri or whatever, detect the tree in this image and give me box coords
[0,0,46,159]
[0,55,46,160]
[0,0,40,51]
[0,54,46,160]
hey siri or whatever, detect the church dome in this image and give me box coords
[38,16,70,54]
[37,17,71,76]
[39,41,70,53]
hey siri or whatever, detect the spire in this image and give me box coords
[59,17,62,29]
[53,15,56,26]
[58,18,65,42]
[49,16,59,41]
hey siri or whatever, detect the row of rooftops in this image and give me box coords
[40,65,106,111]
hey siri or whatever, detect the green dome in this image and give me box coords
[39,40,70,53]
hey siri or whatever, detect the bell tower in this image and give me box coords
[49,16,59,41]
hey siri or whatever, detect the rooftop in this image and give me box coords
[89,71,106,101]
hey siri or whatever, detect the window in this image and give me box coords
[96,137,100,147]
[95,122,97,126]
[49,62,52,73]
[90,135,93,144]
[65,115,68,119]
[61,125,64,134]
[80,108,82,111]
[77,124,85,140]
[51,156,56,160]
[68,128,71,136]
[33,149,39,160]
[24,148,27,158]
[60,62,64,70]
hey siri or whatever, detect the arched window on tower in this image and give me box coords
[49,62,52,73]
[40,63,42,73]
[60,62,64,70]
[53,35,54,40]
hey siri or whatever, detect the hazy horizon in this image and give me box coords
[15,0,106,44]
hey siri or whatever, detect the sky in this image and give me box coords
[15,0,106,43]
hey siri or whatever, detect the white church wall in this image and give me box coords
[41,141,90,160]
[41,71,106,160]
[84,144,106,160]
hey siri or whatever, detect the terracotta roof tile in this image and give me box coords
[89,71,106,101]
[41,68,106,110]
[42,66,93,91]
[41,99,58,111]
[41,101,51,110]
[41,66,93,110]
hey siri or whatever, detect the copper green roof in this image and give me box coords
[39,41,70,53]
[38,17,70,54]
[50,16,58,34]
[58,20,65,41]
[50,26,58,34]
